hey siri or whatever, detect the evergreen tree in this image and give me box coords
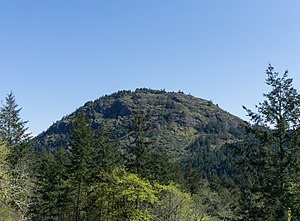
[0,92,30,147]
[0,92,34,219]
[93,125,120,174]
[240,65,300,220]
[125,115,154,175]
[124,115,184,184]
[30,148,58,221]
[29,148,71,221]
[144,147,184,185]
[53,147,72,221]
[67,113,95,221]
[0,92,32,167]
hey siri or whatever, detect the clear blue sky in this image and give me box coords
[1,0,300,135]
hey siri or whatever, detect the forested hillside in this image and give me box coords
[34,88,245,154]
[1,65,300,220]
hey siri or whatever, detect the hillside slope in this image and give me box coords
[34,89,245,161]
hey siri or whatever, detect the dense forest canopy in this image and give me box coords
[1,65,300,220]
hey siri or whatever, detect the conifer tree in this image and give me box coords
[54,147,72,221]
[125,115,154,175]
[240,65,300,220]
[30,148,58,221]
[67,113,94,221]
[124,115,184,184]
[29,147,71,221]
[93,125,120,174]
[0,92,32,166]
[0,92,29,147]
[0,92,33,219]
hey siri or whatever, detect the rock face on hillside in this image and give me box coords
[34,89,245,160]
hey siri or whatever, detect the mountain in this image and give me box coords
[34,89,245,161]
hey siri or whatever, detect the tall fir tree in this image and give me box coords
[0,92,34,219]
[125,115,154,175]
[0,92,29,147]
[240,65,300,220]
[29,147,71,221]
[67,113,95,221]
[0,92,32,166]
[93,125,120,174]
[29,148,58,221]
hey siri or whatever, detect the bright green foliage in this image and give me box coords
[153,183,195,221]
[0,201,21,221]
[152,182,239,221]
[91,168,236,221]
[93,167,157,220]
[129,210,152,221]
[115,172,157,204]
[0,140,11,201]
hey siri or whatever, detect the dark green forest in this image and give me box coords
[1,65,300,220]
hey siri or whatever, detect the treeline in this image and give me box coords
[1,65,300,220]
